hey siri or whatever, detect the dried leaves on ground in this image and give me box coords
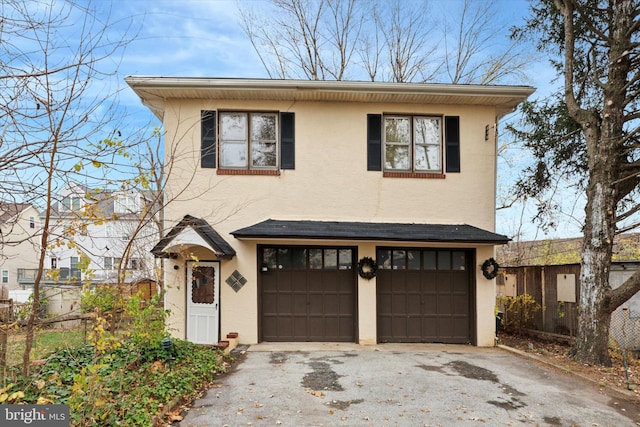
[498,332,640,395]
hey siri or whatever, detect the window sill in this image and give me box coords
[383,172,445,179]
[217,169,281,176]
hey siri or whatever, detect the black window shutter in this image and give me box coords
[201,110,217,168]
[280,112,295,169]
[445,116,460,173]
[367,114,382,171]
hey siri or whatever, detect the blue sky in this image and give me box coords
[83,0,575,241]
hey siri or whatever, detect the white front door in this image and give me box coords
[187,261,220,344]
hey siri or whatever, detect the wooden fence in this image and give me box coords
[497,262,640,350]
[497,264,581,336]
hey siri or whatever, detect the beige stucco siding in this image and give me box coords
[160,98,501,347]
[163,99,497,229]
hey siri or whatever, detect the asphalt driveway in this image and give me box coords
[178,343,640,426]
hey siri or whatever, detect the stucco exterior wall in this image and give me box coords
[162,99,497,232]
[160,98,502,347]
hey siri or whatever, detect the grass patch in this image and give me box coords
[4,328,87,367]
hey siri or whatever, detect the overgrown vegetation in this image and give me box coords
[1,338,228,426]
[1,289,230,426]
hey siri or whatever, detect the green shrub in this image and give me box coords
[1,339,228,426]
[497,294,541,335]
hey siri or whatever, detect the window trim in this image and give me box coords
[1,270,8,284]
[383,114,443,174]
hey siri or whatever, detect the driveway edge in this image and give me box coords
[497,344,638,400]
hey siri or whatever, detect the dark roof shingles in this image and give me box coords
[231,219,510,244]
[152,215,236,258]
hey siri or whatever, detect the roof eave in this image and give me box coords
[232,234,510,245]
[125,77,535,121]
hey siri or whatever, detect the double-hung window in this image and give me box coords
[201,110,294,171]
[220,112,278,169]
[384,115,442,173]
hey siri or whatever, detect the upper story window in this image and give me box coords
[368,114,460,176]
[114,195,138,214]
[384,116,442,172]
[220,112,278,169]
[29,216,35,229]
[62,196,83,212]
[201,110,295,173]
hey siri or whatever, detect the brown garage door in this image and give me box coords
[260,246,356,342]
[377,248,473,344]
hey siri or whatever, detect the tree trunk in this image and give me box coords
[574,187,615,365]
[557,0,635,366]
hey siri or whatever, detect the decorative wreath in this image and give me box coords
[481,258,500,280]
[357,257,378,280]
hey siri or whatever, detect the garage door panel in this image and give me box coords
[377,248,472,344]
[453,295,469,314]
[378,316,391,337]
[378,294,392,313]
[308,294,323,313]
[452,275,468,293]
[263,275,278,292]
[292,293,307,313]
[423,274,437,292]
[339,293,353,310]
[277,293,293,312]
[423,297,437,314]
[392,294,407,312]
[322,294,337,312]
[261,246,356,342]
[277,317,294,338]
[407,317,421,338]
[407,296,421,315]
[340,318,354,337]
[422,317,437,337]
[307,274,323,292]
[392,317,407,337]
[308,316,323,338]
[262,316,277,336]
[453,316,469,337]
[437,295,451,313]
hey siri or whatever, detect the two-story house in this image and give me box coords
[11,182,159,290]
[43,183,159,286]
[126,77,534,347]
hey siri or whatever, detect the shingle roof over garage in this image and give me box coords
[231,219,510,244]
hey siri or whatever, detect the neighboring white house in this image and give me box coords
[4,182,159,290]
[42,183,159,286]
[127,77,534,347]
